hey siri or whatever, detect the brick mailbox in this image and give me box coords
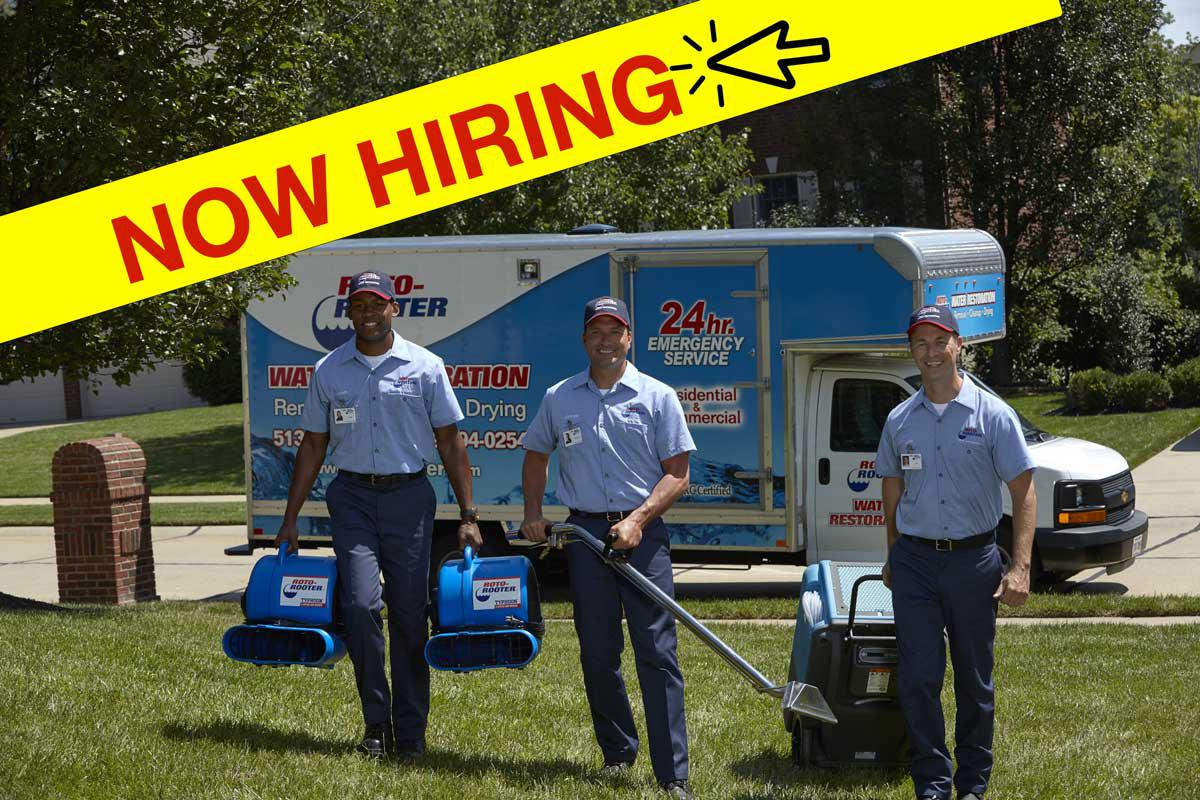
[51,435,158,604]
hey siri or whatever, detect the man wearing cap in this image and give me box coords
[275,270,482,760]
[520,296,696,800]
[875,304,1036,800]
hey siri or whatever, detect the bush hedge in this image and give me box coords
[1113,370,1173,412]
[1067,367,1116,413]
[1168,357,1200,407]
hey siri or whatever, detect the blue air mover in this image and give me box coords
[222,544,346,669]
[785,560,907,768]
[425,547,544,672]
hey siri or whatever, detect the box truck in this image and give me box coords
[236,227,1148,584]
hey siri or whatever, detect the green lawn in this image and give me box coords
[0,404,243,497]
[0,602,1196,799]
[535,592,1200,620]
[0,502,246,527]
[1004,391,1200,469]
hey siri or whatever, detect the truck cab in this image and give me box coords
[800,353,1149,584]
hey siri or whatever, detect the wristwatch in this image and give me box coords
[460,507,478,524]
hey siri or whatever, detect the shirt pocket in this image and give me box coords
[897,439,933,506]
[945,437,995,492]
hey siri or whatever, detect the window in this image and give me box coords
[830,378,909,452]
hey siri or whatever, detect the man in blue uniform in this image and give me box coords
[876,305,1037,800]
[520,296,696,800]
[276,270,482,760]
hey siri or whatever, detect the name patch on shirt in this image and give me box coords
[958,425,983,441]
[334,407,357,425]
[388,376,421,397]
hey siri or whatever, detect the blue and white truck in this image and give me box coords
[237,227,1149,584]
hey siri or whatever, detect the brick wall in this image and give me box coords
[51,435,157,604]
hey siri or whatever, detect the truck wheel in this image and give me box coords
[997,520,1058,592]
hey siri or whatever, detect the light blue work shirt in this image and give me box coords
[875,372,1034,539]
[299,332,463,474]
[523,362,696,513]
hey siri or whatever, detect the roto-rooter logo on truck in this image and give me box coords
[311,274,448,350]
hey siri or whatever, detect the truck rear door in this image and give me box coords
[616,248,783,550]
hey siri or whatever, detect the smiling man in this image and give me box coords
[275,270,481,761]
[521,296,696,799]
[876,304,1036,800]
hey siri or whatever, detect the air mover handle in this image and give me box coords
[462,546,475,567]
[277,543,291,563]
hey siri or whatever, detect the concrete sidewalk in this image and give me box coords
[2,430,1198,604]
[0,494,244,506]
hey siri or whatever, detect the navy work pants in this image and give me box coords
[325,473,436,742]
[890,535,1004,800]
[565,515,689,786]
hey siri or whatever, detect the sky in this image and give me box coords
[1163,0,1200,46]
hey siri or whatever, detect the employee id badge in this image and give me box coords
[563,426,583,447]
[901,452,922,470]
[334,406,357,425]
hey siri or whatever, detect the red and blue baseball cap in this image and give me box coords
[583,296,630,328]
[348,271,395,301]
[907,304,959,335]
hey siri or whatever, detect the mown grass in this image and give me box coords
[1004,391,1200,469]
[0,502,246,527]
[0,404,243,497]
[0,602,1196,799]
[537,591,1200,621]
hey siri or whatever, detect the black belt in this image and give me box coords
[569,509,636,522]
[339,469,425,487]
[902,530,995,551]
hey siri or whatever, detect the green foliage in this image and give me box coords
[1168,356,1200,406]
[1067,367,1117,413]
[1114,369,1173,411]
[933,0,1174,382]
[181,320,242,405]
[1058,252,1154,374]
[312,0,755,238]
[0,0,332,384]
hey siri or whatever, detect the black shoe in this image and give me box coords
[600,760,632,777]
[393,739,425,760]
[356,724,391,759]
[662,779,694,799]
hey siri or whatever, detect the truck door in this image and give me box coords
[811,370,911,561]
[616,249,772,513]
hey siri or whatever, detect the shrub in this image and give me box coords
[1168,357,1200,407]
[1113,371,1172,412]
[1067,368,1116,414]
[183,321,242,406]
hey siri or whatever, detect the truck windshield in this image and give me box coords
[904,373,1055,444]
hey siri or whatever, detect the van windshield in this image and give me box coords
[904,373,1055,444]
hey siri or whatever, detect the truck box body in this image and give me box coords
[241,228,1146,577]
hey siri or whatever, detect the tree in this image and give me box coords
[933,0,1174,383]
[309,0,755,237]
[0,0,332,385]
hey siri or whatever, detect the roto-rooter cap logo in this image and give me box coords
[311,274,449,350]
[847,460,878,493]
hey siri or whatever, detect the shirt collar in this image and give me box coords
[337,330,411,365]
[571,360,643,395]
[918,370,977,414]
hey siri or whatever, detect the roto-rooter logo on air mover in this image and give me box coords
[310,274,449,350]
[280,575,330,608]
[472,576,521,611]
[847,460,879,493]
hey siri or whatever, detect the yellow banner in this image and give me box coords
[0,0,1061,343]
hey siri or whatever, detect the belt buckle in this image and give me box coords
[606,511,623,522]
[935,539,952,552]
[368,474,382,487]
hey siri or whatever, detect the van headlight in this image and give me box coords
[1054,480,1106,526]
